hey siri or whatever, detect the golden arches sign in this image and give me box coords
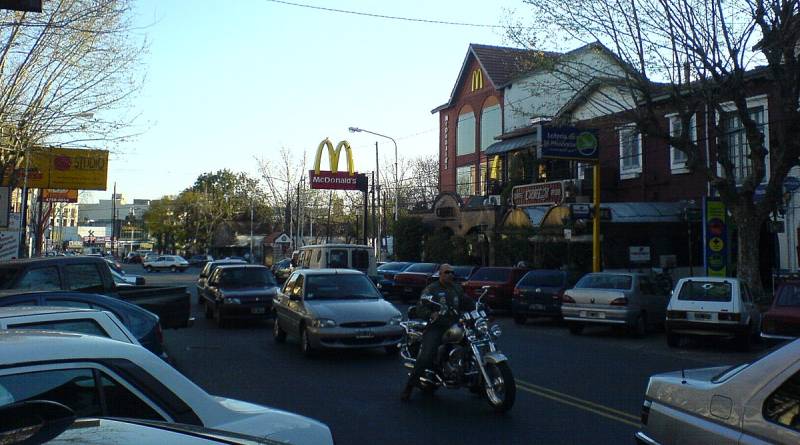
[313,138,354,175]
[471,69,484,91]
[489,155,501,180]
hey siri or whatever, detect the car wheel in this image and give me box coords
[170,266,177,273]
[204,303,213,319]
[273,319,286,343]
[666,332,681,348]
[145,266,152,273]
[300,325,315,357]
[568,322,584,335]
[513,313,527,325]
[630,313,647,338]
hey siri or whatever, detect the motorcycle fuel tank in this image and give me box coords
[442,324,465,343]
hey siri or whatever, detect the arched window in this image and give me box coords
[456,106,476,156]
[480,98,501,151]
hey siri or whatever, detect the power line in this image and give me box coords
[265,0,510,29]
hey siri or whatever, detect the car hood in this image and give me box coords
[211,396,333,444]
[306,299,400,323]
[220,287,279,299]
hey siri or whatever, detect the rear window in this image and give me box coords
[576,274,633,290]
[329,250,348,268]
[0,267,22,289]
[378,262,411,273]
[776,284,800,307]
[470,268,512,283]
[678,281,732,302]
[519,271,564,287]
[405,263,437,273]
[352,250,369,270]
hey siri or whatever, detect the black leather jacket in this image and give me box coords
[416,281,474,327]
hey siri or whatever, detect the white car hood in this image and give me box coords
[211,396,333,444]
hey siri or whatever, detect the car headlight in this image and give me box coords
[388,315,402,325]
[377,283,383,289]
[223,297,241,304]
[490,324,502,337]
[312,318,336,328]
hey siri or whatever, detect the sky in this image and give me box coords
[95,0,529,202]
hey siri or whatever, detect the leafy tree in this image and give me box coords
[394,216,426,261]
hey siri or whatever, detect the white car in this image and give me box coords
[144,255,190,272]
[636,339,800,445]
[0,306,139,346]
[0,330,334,445]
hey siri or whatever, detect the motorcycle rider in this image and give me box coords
[401,263,474,401]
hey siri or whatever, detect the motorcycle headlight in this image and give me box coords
[388,315,402,325]
[490,324,502,337]
[223,297,241,305]
[312,318,336,328]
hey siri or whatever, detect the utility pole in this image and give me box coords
[375,142,381,261]
[371,171,376,254]
[111,182,116,255]
[295,181,300,249]
[249,199,254,264]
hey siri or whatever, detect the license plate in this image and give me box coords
[693,312,711,320]
[530,304,546,311]
[581,311,605,319]
[251,307,266,314]
[355,330,375,339]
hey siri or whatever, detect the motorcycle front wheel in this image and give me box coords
[483,362,515,413]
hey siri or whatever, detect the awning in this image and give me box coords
[603,202,690,223]
[502,206,550,228]
[485,133,539,155]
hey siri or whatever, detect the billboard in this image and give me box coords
[3,147,108,190]
[40,189,78,203]
[539,126,599,162]
[511,181,565,207]
[704,197,728,277]
[309,138,368,191]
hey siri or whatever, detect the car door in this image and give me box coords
[740,361,800,444]
[285,274,306,333]
[275,273,298,331]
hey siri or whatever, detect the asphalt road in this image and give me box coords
[129,264,771,445]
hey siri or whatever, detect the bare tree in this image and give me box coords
[0,0,146,186]
[515,0,800,293]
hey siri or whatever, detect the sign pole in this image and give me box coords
[593,164,601,272]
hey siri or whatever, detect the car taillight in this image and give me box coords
[513,287,522,299]
[156,323,164,345]
[610,297,628,306]
[562,294,576,304]
[641,400,652,425]
[718,312,741,321]
[667,310,687,319]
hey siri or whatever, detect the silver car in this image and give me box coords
[272,269,404,356]
[562,272,669,336]
[636,339,800,444]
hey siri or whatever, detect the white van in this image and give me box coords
[297,244,377,280]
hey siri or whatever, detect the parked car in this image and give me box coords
[202,265,279,328]
[463,267,529,310]
[562,272,669,337]
[271,258,293,283]
[636,338,800,445]
[511,269,572,324]
[0,305,141,345]
[188,254,214,267]
[665,277,762,350]
[0,256,191,329]
[109,265,146,286]
[143,255,190,273]
[761,279,800,341]
[375,261,413,295]
[0,290,166,358]
[125,251,143,263]
[296,244,377,280]
[197,259,248,304]
[272,269,404,356]
[427,265,478,285]
[0,330,334,444]
[392,263,439,302]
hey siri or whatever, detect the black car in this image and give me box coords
[0,290,166,358]
[511,269,572,324]
[375,262,413,296]
[197,259,248,304]
[201,265,279,328]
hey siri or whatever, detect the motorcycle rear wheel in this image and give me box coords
[483,362,515,413]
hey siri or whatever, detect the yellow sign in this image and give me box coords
[313,138,354,175]
[471,69,484,91]
[3,147,108,190]
[709,237,724,252]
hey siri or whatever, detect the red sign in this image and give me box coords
[309,170,365,191]
[39,189,78,203]
[511,181,565,207]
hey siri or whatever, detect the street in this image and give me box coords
[136,265,769,445]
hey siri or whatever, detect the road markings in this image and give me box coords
[515,379,640,427]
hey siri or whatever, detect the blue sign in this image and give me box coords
[539,126,600,162]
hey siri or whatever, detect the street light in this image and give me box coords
[348,127,398,223]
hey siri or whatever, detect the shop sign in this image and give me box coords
[309,138,368,191]
[40,189,78,203]
[0,231,19,261]
[512,181,565,207]
[629,246,651,263]
[539,126,599,162]
[3,147,108,190]
[704,197,728,277]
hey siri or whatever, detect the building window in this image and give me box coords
[480,102,502,151]
[619,125,642,179]
[719,98,768,185]
[456,165,475,197]
[457,108,476,156]
[668,114,696,174]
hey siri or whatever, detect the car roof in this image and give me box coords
[208,259,247,265]
[214,264,268,270]
[0,330,149,365]
[0,256,107,266]
[299,244,370,249]
[295,268,364,276]
[678,276,739,283]
[0,291,156,318]
[0,306,100,318]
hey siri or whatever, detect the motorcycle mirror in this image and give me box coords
[481,285,491,290]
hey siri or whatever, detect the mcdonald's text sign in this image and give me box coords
[309,170,364,190]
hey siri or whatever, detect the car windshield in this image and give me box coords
[405,263,437,273]
[220,269,276,288]
[304,274,379,300]
[519,271,564,287]
[378,262,411,273]
[470,268,511,282]
[576,274,633,290]
[678,281,732,302]
[776,284,800,307]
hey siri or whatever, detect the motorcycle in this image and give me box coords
[399,286,516,413]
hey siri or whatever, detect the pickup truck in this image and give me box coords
[0,256,192,329]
